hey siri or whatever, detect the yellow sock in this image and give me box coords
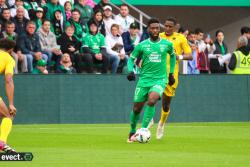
[0,118,12,143]
[159,108,170,124]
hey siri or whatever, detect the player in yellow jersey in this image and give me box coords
[156,18,192,139]
[0,39,17,153]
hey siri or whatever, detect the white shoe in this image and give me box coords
[147,119,154,129]
[156,123,164,139]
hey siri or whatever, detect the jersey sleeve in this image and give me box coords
[127,43,141,72]
[168,43,176,74]
[5,57,15,75]
[181,36,192,55]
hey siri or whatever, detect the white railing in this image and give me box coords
[109,0,164,33]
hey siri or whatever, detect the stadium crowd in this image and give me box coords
[0,0,249,74]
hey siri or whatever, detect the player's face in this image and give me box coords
[164,21,175,36]
[148,23,160,41]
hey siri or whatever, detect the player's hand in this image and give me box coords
[168,73,175,86]
[127,72,136,81]
[9,105,17,116]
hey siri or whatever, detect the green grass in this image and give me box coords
[1,122,250,167]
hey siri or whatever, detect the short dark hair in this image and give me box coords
[72,9,80,14]
[42,19,50,25]
[165,17,177,25]
[0,39,16,51]
[188,31,196,35]
[215,30,224,37]
[5,20,14,27]
[147,18,160,27]
[195,28,203,35]
[120,3,128,8]
[240,26,250,35]
[1,8,10,14]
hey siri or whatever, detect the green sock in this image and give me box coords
[142,105,155,128]
[130,111,140,133]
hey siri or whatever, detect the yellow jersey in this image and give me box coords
[0,50,15,75]
[160,32,191,96]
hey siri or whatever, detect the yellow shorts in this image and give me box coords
[164,70,179,97]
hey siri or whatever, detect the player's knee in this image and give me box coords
[147,98,157,106]
[133,106,142,113]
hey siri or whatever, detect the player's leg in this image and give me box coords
[129,102,145,134]
[156,93,172,139]
[128,86,148,142]
[141,91,160,128]
[0,98,15,153]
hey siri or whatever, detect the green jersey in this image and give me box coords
[83,33,105,54]
[128,38,176,87]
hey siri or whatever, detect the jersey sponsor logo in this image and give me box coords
[149,52,161,62]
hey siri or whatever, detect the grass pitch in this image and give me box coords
[1,122,250,167]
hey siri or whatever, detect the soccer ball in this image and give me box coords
[135,128,151,143]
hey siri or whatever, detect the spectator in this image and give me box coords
[187,31,199,74]
[12,6,29,35]
[210,30,228,73]
[56,53,76,73]
[82,20,109,73]
[32,59,48,74]
[59,0,74,6]
[37,19,62,71]
[229,35,250,74]
[46,0,66,22]
[114,4,134,33]
[66,9,86,41]
[102,5,115,36]
[0,8,12,32]
[57,25,91,73]
[240,26,250,51]
[10,0,30,20]
[64,1,72,21]
[178,27,189,38]
[51,10,65,39]
[93,0,109,12]
[74,0,93,23]
[88,9,105,36]
[18,21,48,72]
[2,21,27,73]
[33,7,44,31]
[121,22,140,55]
[195,28,214,74]
[0,0,8,14]
[106,24,128,73]
[23,0,43,20]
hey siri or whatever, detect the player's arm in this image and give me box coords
[5,62,16,116]
[169,43,176,85]
[178,36,192,60]
[127,44,141,81]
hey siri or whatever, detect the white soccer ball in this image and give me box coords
[135,128,151,143]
